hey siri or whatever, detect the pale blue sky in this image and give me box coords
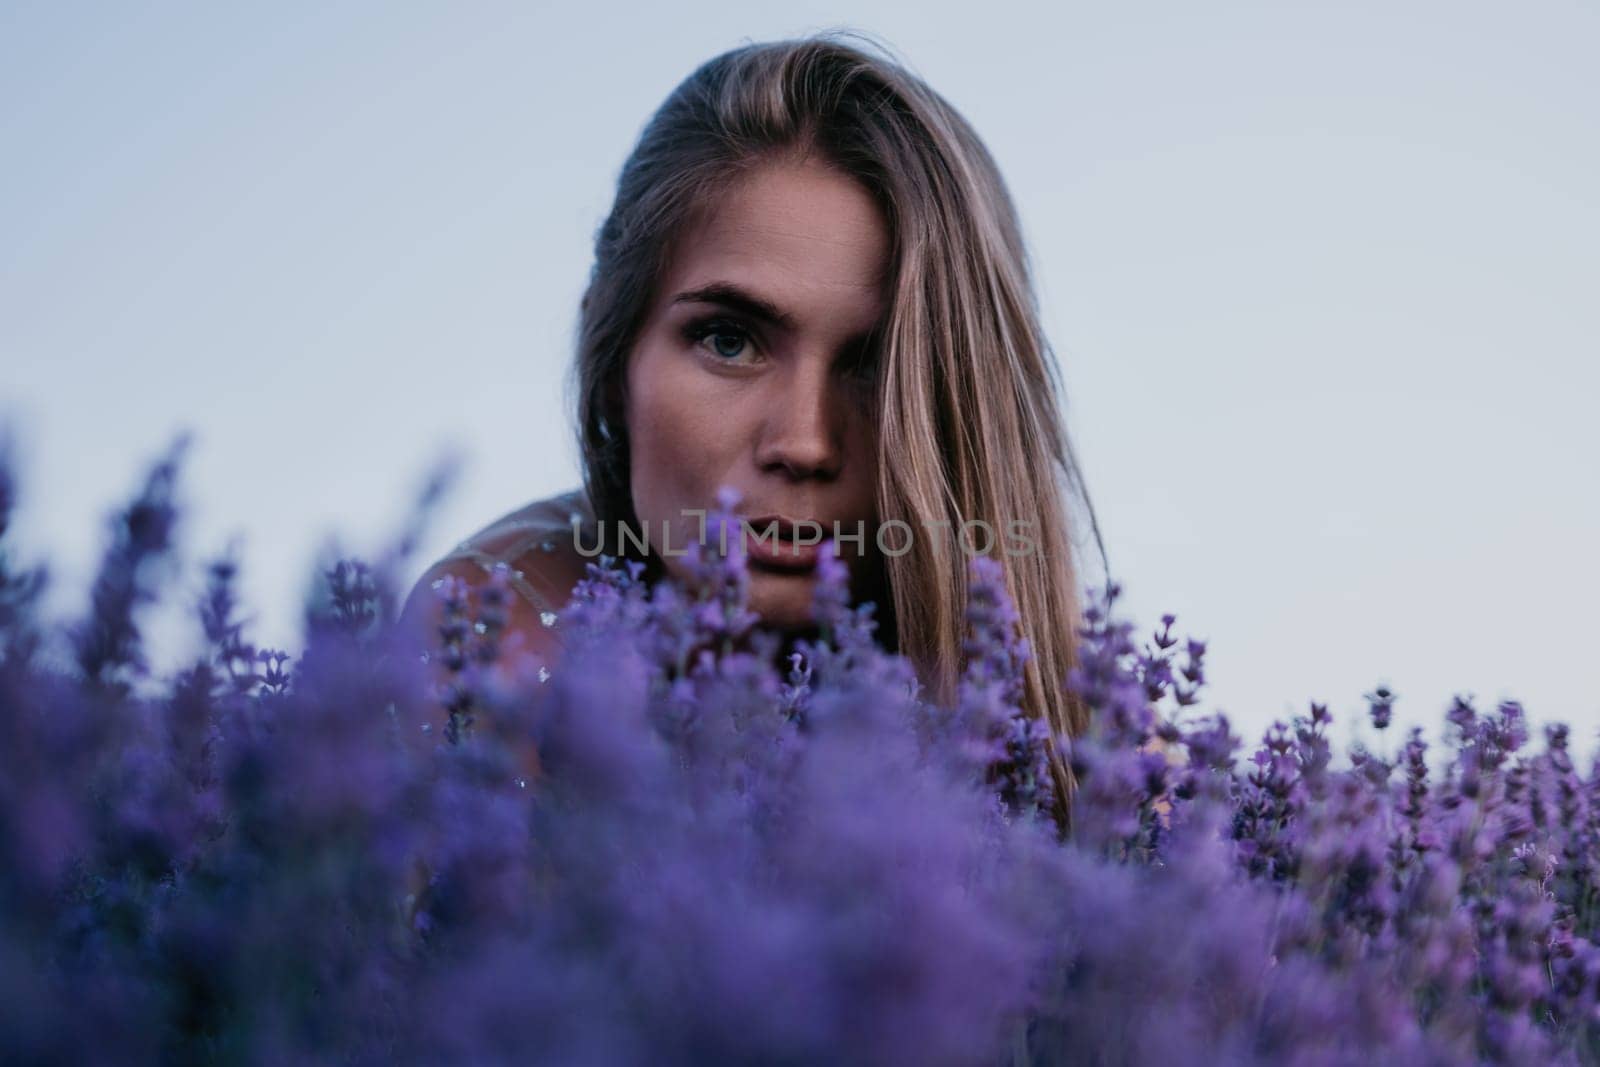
[3,1,1596,762]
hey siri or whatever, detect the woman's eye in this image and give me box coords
[683,318,758,364]
[842,340,880,385]
[845,362,878,406]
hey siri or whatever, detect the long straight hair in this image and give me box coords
[572,30,1111,828]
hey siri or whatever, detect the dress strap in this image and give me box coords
[431,486,597,629]
[437,543,559,616]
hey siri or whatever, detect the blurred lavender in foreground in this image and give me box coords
[2,444,1600,1065]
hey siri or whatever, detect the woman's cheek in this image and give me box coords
[628,346,741,556]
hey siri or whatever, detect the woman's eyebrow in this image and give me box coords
[670,282,797,331]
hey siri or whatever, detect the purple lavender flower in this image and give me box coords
[0,434,47,669]
[72,439,185,692]
[1366,683,1396,731]
[8,444,1600,1064]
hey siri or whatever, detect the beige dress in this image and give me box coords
[428,487,601,623]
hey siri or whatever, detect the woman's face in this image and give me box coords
[624,156,888,630]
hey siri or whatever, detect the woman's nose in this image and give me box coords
[753,359,845,481]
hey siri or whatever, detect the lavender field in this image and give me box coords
[3,441,1599,1065]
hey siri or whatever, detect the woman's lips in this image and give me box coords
[739,517,823,572]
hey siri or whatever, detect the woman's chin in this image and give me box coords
[745,568,819,631]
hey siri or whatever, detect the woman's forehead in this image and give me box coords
[660,161,891,331]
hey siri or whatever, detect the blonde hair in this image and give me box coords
[572,30,1110,828]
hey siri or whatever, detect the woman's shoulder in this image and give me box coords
[400,487,599,646]
[451,487,597,558]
